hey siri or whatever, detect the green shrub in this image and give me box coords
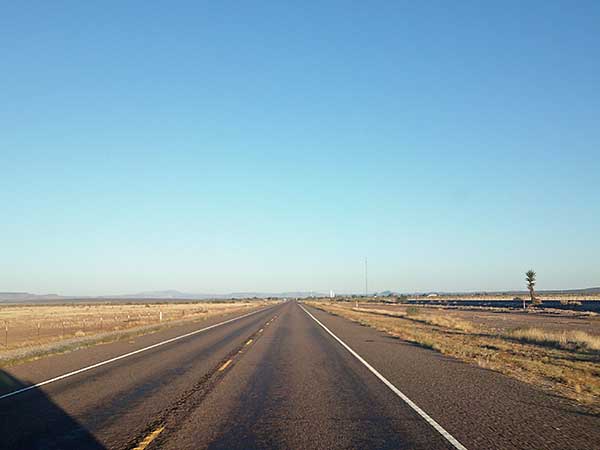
[406,306,419,316]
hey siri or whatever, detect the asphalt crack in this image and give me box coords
[124,314,279,450]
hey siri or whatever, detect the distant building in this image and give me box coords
[426,293,439,298]
[329,290,335,298]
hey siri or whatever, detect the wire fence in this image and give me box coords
[0,308,208,350]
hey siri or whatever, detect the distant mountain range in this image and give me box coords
[0,292,66,301]
[0,290,324,302]
[1,287,599,303]
[107,290,320,300]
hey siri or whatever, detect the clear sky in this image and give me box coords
[2,1,599,296]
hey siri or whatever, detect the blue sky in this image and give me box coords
[2,1,599,295]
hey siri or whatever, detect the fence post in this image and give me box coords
[4,321,8,347]
[37,322,41,340]
[159,311,163,322]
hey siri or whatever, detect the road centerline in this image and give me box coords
[299,303,468,450]
[132,425,165,450]
[218,359,233,371]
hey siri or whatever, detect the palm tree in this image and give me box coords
[525,270,536,308]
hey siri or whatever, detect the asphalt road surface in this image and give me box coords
[1,301,598,449]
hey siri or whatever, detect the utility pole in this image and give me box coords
[365,257,368,298]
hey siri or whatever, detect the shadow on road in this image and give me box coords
[0,370,105,450]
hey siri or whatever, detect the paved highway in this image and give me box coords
[1,301,598,449]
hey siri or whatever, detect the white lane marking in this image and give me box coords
[299,304,468,450]
[0,306,274,401]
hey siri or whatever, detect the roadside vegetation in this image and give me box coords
[509,327,600,352]
[525,269,543,307]
[308,301,600,411]
[0,301,269,367]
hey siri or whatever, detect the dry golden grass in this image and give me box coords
[311,302,600,411]
[353,307,475,332]
[509,328,600,352]
[0,301,269,366]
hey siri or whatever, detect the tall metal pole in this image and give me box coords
[365,257,368,297]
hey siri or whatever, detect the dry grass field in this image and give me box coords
[0,301,268,367]
[309,301,600,411]
[356,302,600,335]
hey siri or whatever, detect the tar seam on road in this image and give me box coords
[0,306,275,401]
[299,304,468,450]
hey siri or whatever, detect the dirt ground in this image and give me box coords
[0,301,267,352]
[356,303,600,335]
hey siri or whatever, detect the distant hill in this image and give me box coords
[0,292,65,301]
[109,290,207,299]
[110,290,322,300]
[539,287,600,294]
[0,290,322,303]
[2,287,598,303]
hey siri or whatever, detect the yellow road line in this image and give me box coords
[218,359,233,371]
[132,425,165,450]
